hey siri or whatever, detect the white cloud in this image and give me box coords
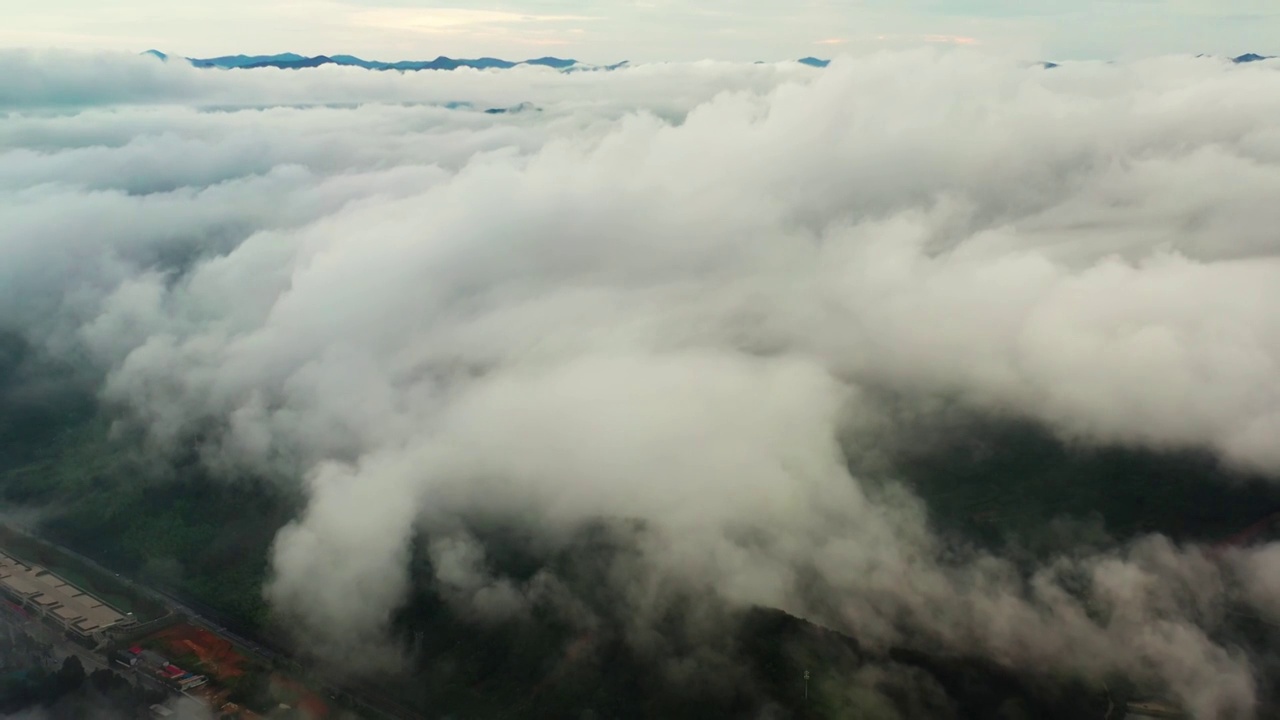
[5,48,1280,717]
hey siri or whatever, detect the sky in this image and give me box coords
[2,0,1279,62]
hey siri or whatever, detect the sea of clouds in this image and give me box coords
[4,47,1280,718]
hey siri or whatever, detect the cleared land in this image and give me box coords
[148,623,248,681]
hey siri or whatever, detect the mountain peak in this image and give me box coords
[140,51,1280,73]
[524,57,578,69]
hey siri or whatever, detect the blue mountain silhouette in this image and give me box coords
[139,52,1276,72]
[143,52,824,72]
[182,53,582,71]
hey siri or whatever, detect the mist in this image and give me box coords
[4,48,1280,718]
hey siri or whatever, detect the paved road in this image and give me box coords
[3,523,282,658]
[1,523,426,720]
[0,583,189,702]
[0,609,109,675]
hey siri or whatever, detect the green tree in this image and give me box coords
[51,655,85,698]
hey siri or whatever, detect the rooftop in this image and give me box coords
[0,553,127,635]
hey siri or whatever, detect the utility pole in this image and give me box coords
[803,670,809,701]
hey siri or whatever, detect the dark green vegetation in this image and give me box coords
[44,462,294,630]
[3,332,1280,718]
[848,400,1280,555]
[383,584,1119,719]
[0,332,297,634]
[0,409,295,630]
[0,526,167,623]
[0,652,167,718]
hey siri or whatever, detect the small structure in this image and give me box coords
[129,646,208,691]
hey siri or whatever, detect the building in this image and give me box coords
[0,553,134,641]
[127,646,209,692]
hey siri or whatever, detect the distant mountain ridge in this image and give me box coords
[140,50,1276,72]
[796,53,1278,67]
[142,50,628,72]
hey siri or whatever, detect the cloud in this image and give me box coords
[4,48,1280,717]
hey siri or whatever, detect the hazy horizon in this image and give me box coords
[4,1,1280,64]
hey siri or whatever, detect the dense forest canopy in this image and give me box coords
[3,346,1279,717]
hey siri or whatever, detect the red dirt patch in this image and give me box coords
[146,623,249,681]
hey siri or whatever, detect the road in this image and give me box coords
[0,523,427,720]
[2,522,284,659]
[0,599,188,699]
[0,606,109,676]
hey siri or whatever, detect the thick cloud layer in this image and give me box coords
[5,49,1280,717]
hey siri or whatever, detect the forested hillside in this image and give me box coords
[3,329,1280,717]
